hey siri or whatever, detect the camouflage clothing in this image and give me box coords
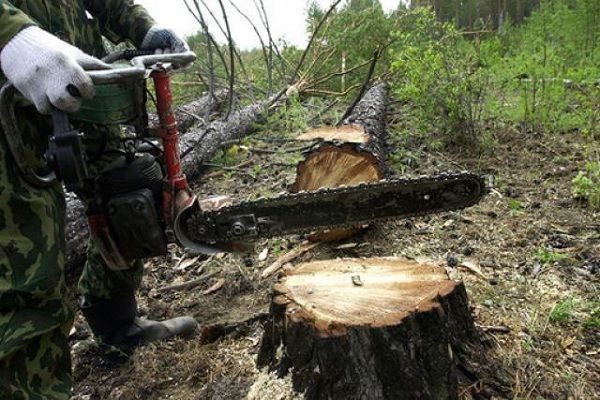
[0,1,154,398]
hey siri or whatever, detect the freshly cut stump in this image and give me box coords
[257,257,481,400]
[292,83,389,242]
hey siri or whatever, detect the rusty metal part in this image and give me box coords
[176,172,489,251]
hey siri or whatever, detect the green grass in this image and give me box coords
[583,304,600,329]
[572,161,600,210]
[508,199,524,211]
[535,247,568,264]
[549,297,575,324]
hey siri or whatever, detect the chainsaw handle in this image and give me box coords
[88,51,197,85]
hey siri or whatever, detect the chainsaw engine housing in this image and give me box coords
[88,153,168,269]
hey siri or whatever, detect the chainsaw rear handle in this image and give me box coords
[0,51,196,188]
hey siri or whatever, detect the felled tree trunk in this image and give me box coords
[257,257,482,400]
[181,93,283,180]
[148,89,227,135]
[292,82,389,242]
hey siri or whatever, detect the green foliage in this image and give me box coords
[583,304,600,329]
[265,94,311,135]
[535,247,567,264]
[572,160,600,209]
[305,0,393,94]
[507,199,523,211]
[410,0,542,29]
[479,0,600,133]
[549,297,575,324]
[520,336,534,352]
[388,0,598,153]
[390,8,487,146]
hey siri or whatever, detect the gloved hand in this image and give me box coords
[140,26,190,54]
[0,26,109,114]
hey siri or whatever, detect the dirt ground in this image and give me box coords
[69,115,599,399]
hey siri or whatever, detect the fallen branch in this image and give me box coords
[199,310,269,343]
[157,270,220,293]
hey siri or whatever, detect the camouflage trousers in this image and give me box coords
[0,108,143,399]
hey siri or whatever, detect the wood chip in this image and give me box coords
[175,255,200,271]
[202,278,225,295]
[458,259,488,280]
[335,243,358,250]
[261,242,321,277]
[478,325,511,334]
[258,247,269,262]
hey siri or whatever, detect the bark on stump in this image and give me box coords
[292,82,389,242]
[257,257,481,400]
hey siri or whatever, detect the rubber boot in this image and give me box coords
[80,296,198,350]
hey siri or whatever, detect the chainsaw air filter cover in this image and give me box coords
[96,153,167,261]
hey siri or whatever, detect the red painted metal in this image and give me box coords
[151,68,194,229]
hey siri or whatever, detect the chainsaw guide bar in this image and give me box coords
[176,172,489,249]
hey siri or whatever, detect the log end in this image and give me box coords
[292,143,383,193]
[292,142,383,242]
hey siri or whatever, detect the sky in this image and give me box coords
[136,0,403,50]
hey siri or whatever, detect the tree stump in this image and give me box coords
[291,82,389,242]
[257,257,482,400]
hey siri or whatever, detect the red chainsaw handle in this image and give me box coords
[150,66,196,234]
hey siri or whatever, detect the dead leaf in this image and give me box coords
[443,219,455,228]
[458,259,488,280]
[202,278,225,295]
[561,336,575,349]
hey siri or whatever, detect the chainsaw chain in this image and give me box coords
[184,171,489,244]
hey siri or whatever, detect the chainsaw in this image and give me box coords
[0,51,489,269]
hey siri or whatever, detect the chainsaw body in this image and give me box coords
[0,51,197,270]
[83,53,197,270]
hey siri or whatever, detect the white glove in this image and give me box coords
[141,26,190,54]
[0,26,109,114]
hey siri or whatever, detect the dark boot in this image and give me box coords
[80,296,197,350]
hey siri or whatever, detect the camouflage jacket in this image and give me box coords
[0,0,155,57]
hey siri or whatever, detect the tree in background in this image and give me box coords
[410,0,542,29]
[303,0,393,95]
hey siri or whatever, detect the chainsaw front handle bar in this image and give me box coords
[0,51,196,188]
[89,51,197,85]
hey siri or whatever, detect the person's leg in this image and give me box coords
[0,115,72,399]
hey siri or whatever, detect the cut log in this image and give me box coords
[292,82,389,242]
[257,257,483,400]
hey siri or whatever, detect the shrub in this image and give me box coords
[389,8,488,147]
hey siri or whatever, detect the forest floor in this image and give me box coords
[69,110,599,399]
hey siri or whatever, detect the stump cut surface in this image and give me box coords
[275,257,457,336]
